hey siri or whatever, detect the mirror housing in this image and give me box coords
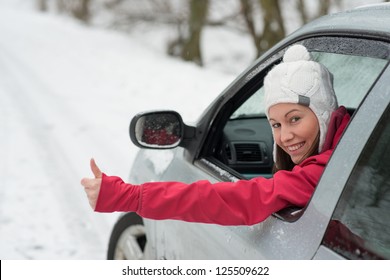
[129,110,195,149]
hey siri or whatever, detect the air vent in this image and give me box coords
[234,143,262,162]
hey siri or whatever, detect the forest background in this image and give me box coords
[35,0,390,72]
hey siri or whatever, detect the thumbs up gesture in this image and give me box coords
[81,158,103,210]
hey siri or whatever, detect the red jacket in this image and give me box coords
[95,107,350,225]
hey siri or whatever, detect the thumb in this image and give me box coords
[90,158,102,178]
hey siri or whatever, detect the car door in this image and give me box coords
[313,66,390,260]
[139,36,390,259]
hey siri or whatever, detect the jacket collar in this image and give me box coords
[321,106,351,153]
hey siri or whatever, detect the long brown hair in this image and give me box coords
[273,132,320,173]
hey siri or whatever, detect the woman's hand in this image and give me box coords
[81,158,103,210]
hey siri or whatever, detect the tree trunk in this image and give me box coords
[180,0,209,66]
[56,0,66,13]
[258,0,285,56]
[240,0,262,53]
[318,0,331,17]
[297,0,309,24]
[37,0,47,12]
[71,0,91,23]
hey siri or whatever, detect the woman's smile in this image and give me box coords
[286,142,305,153]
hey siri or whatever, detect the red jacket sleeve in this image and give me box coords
[94,153,328,225]
[94,174,140,213]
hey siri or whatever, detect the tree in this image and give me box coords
[56,0,66,13]
[240,0,285,57]
[42,0,91,23]
[36,0,48,12]
[180,0,209,66]
[259,0,285,52]
[70,0,91,23]
[297,0,338,25]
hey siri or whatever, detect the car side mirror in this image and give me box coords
[129,111,194,149]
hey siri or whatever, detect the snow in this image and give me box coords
[0,0,383,260]
[0,3,235,259]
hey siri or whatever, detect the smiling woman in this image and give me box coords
[81,45,350,227]
[264,44,338,171]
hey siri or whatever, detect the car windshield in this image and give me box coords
[230,88,265,119]
[230,51,388,120]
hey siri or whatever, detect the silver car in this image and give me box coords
[107,3,390,260]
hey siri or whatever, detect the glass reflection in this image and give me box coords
[135,113,181,147]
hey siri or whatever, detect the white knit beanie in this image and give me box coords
[264,44,338,161]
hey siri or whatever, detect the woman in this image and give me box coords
[81,45,350,225]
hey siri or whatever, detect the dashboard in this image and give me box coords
[216,117,274,179]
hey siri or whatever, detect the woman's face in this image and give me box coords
[268,103,320,164]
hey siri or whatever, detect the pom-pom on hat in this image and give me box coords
[264,44,338,160]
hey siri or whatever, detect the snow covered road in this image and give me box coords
[0,7,233,259]
[0,16,120,259]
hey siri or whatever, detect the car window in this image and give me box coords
[231,52,387,120]
[322,105,390,259]
[230,88,265,119]
[311,52,388,108]
[222,51,387,179]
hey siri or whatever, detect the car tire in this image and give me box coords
[107,212,147,260]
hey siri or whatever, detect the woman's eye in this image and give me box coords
[271,123,280,128]
[291,116,301,123]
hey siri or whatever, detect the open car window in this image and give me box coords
[215,50,388,180]
[231,52,387,121]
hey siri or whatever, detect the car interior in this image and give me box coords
[215,89,274,179]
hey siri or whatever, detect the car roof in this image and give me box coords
[265,3,390,56]
[297,3,390,38]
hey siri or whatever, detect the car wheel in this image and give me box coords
[107,212,147,260]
